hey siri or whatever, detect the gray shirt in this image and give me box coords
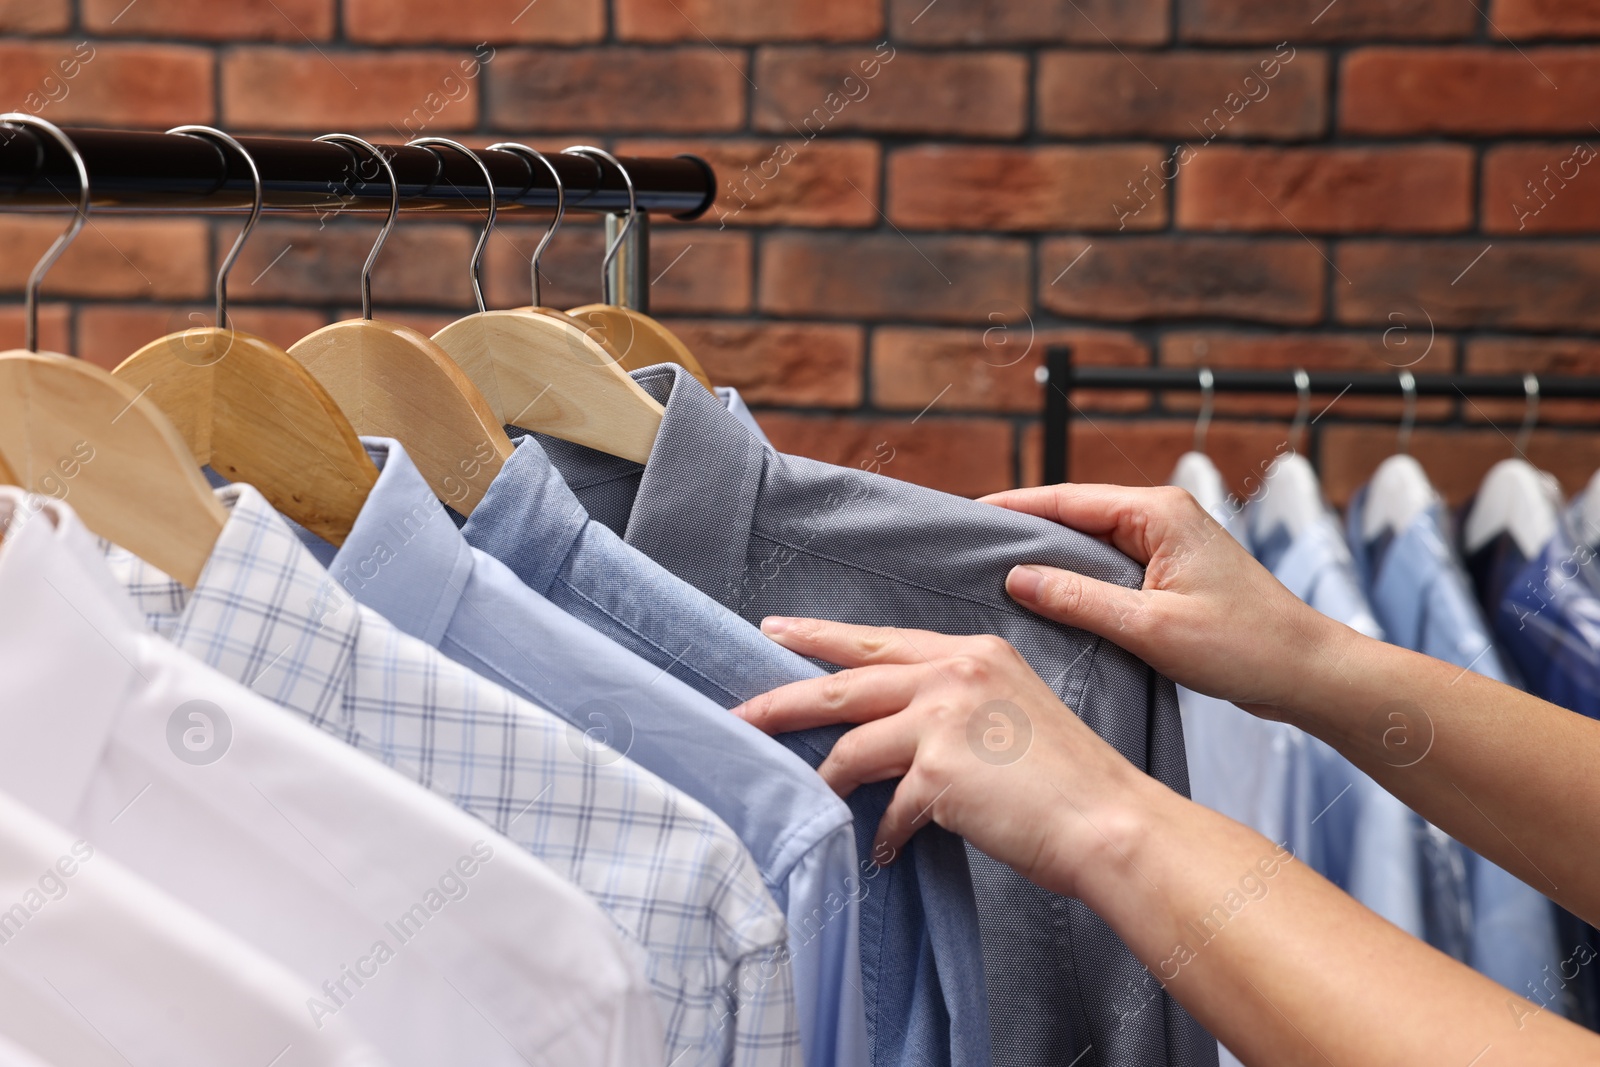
[535,364,1214,1067]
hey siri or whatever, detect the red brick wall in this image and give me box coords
[4,0,1600,506]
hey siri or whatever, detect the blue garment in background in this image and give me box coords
[1347,490,1562,1007]
[301,438,866,1067]
[461,433,983,1067]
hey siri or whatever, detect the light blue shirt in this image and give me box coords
[298,438,867,1067]
[1348,491,1562,1006]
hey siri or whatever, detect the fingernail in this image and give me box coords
[761,616,792,637]
[1006,565,1043,601]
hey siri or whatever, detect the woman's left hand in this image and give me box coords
[731,616,1163,900]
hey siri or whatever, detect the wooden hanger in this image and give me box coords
[416,138,665,465]
[285,135,513,515]
[561,146,713,391]
[111,127,378,546]
[0,114,225,586]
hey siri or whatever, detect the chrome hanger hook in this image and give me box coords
[562,146,635,305]
[1516,372,1540,456]
[0,114,89,352]
[1290,369,1311,453]
[315,134,397,321]
[1397,370,1417,455]
[1193,367,1214,454]
[488,142,565,309]
[167,126,261,329]
[407,137,495,314]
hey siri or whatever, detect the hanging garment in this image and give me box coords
[526,362,1212,1067]
[293,436,865,1067]
[1252,512,1428,940]
[717,386,772,446]
[99,482,797,1067]
[459,433,988,1067]
[0,488,662,1067]
[0,784,388,1067]
[1347,489,1563,1007]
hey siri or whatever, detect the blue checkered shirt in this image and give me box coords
[102,482,802,1067]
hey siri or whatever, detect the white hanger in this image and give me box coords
[1169,368,1229,517]
[1462,376,1562,558]
[1252,370,1327,542]
[1582,469,1600,549]
[1360,372,1439,542]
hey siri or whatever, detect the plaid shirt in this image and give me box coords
[104,483,801,1067]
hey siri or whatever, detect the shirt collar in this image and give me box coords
[0,488,144,824]
[459,434,590,597]
[537,363,767,611]
[315,438,474,648]
[1365,503,1455,652]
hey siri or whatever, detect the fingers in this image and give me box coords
[874,771,948,859]
[980,483,1199,565]
[1005,564,1152,645]
[759,616,973,669]
[732,664,924,735]
[816,712,924,798]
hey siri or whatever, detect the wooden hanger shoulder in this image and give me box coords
[433,309,663,465]
[289,318,514,515]
[114,327,378,545]
[0,350,226,587]
[566,304,713,391]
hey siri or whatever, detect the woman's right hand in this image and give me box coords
[980,483,1356,720]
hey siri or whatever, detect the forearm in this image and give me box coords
[1075,778,1600,1066]
[1278,621,1600,925]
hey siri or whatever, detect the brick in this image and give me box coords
[872,327,1150,414]
[1482,143,1600,234]
[487,49,747,133]
[84,0,335,39]
[0,41,211,127]
[1465,338,1600,425]
[1158,332,1457,419]
[753,47,1027,138]
[227,220,478,309]
[888,145,1170,232]
[1492,0,1600,39]
[223,48,485,134]
[759,414,1014,497]
[614,139,881,228]
[1038,47,1326,140]
[1040,237,1325,324]
[484,222,609,311]
[618,0,881,42]
[1020,419,1296,494]
[347,0,603,44]
[890,0,1169,46]
[0,0,69,33]
[1342,48,1600,135]
[1337,241,1600,330]
[1318,426,1600,507]
[760,233,1030,322]
[657,320,863,406]
[646,231,753,315]
[1177,146,1473,234]
[0,303,70,353]
[77,304,330,372]
[1178,0,1474,42]
[0,217,209,301]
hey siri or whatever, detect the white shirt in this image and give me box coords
[0,489,664,1067]
[0,785,387,1067]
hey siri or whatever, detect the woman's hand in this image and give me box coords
[980,483,1352,718]
[731,617,1165,901]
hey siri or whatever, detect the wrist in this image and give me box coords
[1050,761,1178,906]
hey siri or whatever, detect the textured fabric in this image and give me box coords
[529,362,1212,1067]
[1347,490,1563,1006]
[100,483,798,1067]
[462,433,985,1067]
[1488,497,1600,721]
[299,437,864,1067]
[717,386,772,446]
[0,488,657,1067]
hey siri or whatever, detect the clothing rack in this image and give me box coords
[0,126,717,313]
[1041,345,1600,486]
